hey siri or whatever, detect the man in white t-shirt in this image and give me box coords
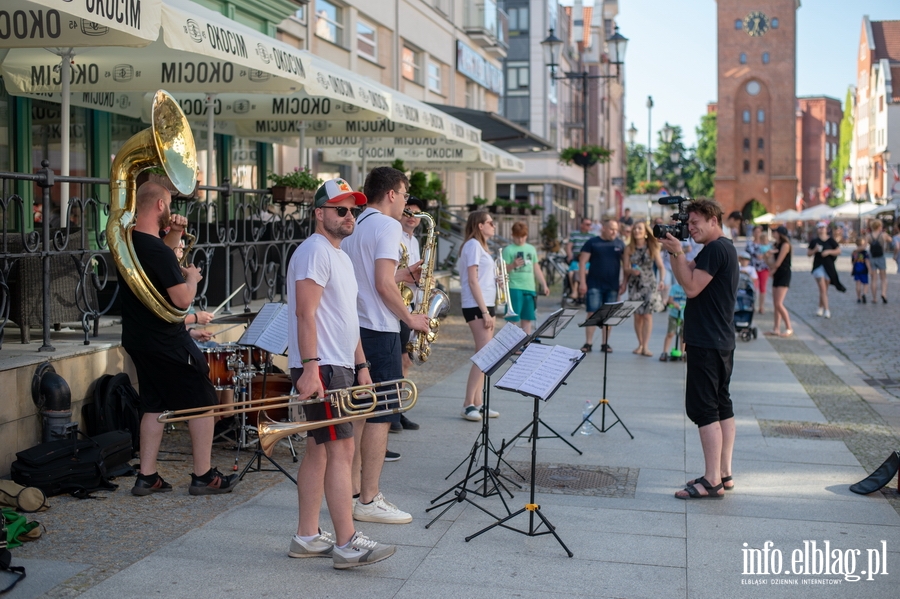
[286,178,395,568]
[342,166,430,525]
[393,196,426,433]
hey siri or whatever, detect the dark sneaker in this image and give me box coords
[189,467,238,496]
[399,415,419,430]
[131,472,172,496]
[389,421,402,434]
[384,450,401,462]
[332,532,396,569]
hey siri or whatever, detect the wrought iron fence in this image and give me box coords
[0,164,313,351]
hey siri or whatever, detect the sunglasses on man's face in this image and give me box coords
[321,205,363,218]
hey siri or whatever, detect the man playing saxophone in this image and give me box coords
[287,178,396,568]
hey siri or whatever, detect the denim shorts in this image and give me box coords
[585,287,618,313]
[812,265,828,279]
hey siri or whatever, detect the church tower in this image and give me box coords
[715,1,800,216]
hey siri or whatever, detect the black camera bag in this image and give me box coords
[10,431,133,497]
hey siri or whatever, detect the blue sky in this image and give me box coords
[615,0,899,148]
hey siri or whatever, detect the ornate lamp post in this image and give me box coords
[542,26,628,220]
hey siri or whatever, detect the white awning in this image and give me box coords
[0,0,161,48]
[796,203,835,221]
[321,141,523,172]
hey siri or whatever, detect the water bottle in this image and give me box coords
[580,400,593,435]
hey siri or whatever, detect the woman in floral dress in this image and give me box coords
[623,221,666,357]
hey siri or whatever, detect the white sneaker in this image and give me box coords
[824,309,831,319]
[332,531,396,569]
[479,406,500,418]
[815,307,824,317]
[462,406,482,421]
[353,492,412,524]
[288,531,335,558]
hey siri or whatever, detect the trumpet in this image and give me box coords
[495,248,517,318]
[157,379,417,457]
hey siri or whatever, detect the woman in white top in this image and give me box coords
[459,210,498,421]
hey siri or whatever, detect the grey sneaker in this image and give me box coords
[352,492,412,524]
[288,531,335,558]
[332,532,396,569]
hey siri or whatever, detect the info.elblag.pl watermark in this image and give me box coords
[741,540,890,584]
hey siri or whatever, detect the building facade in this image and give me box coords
[851,17,900,202]
[795,96,842,207]
[714,0,799,215]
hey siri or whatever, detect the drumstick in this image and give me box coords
[211,284,246,316]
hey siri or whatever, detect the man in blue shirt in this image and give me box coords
[577,217,625,353]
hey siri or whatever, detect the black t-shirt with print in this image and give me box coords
[684,236,739,350]
[808,237,839,271]
[119,231,192,352]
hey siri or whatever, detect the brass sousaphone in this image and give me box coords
[107,90,199,322]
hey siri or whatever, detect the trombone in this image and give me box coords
[157,379,417,457]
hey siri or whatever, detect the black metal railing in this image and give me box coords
[0,164,313,351]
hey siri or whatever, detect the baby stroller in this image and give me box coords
[734,270,758,341]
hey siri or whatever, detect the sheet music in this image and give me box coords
[238,303,289,355]
[470,324,528,372]
[494,343,552,391]
[495,344,582,400]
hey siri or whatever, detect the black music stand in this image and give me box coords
[466,346,585,557]
[233,305,297,484]
[499,309,583,457]
[570,301,640,438]
[425,325,530,529]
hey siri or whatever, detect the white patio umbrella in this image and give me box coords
[321,140,524,172]
[772,209,801,221]
[831,201,880,217]
[0,0,163,217]
[753,213,775,224]
[797,203,835,221]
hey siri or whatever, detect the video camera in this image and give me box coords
[652,196,691,241]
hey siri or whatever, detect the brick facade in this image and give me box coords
[715,0,799,215]
[796,97,843,207]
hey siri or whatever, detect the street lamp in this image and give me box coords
[542,26,628,220]
[646,97,653,186]
[627,122,637,146]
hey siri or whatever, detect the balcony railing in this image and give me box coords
[464,0,509,55]
[0,165,315,351]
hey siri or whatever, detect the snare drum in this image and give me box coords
[202,342,241,389]
[249,373,294,426]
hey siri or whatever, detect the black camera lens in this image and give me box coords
[653,224,672,239]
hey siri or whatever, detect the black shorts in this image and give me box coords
[772,270,791,288]
[360,328,403,424]
[462,306,496,322]
[684,345,735,427]
[128,344,218,414]
[290,365,355,444]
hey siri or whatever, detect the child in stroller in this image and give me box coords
[735,252,758,341]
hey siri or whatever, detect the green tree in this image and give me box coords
[688,112,717,198]
[626,143,648,194]
[830,86,854,203]
[653,124,690,196]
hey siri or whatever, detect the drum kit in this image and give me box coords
[200,343,301,460]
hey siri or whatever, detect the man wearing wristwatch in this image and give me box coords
[286,178,396,568]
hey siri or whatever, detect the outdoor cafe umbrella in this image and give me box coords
[0,0,163,215]
[797,203,835,221]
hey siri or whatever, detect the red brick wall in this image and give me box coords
[715,0,799,215]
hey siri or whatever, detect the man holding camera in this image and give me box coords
[659,199,739,500]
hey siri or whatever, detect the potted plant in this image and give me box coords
[540,213,560,253]
[492,199,514,214]
[267,167,323,204]
[468,196,489,212]
[635,180,665,195]
[559,145,612,168]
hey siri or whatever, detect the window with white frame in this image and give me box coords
[315,0,343,46]
[402,46,422,84]
[427,60,442,93]
[508,7,529,31]
[293,4,306,23]
[357,20,377,61]
[506,61,529,93]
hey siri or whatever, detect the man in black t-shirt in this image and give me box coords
[660,199,739,500]
[578,217,625,353]
[122,182,237,497]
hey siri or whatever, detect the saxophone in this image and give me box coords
[403,209,450,364]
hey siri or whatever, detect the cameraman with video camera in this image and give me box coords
[658,199,739,500]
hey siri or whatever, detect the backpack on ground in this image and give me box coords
[83,373,142,454]
[10,431,134,498]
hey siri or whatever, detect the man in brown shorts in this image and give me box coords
[286,178,395,569]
